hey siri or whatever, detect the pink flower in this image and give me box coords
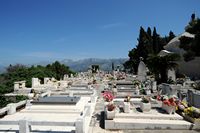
[102,91,114,102]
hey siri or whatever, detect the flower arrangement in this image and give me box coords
[133,80,141,86]
[124,95,131,102]
[102,91,114,102]
[141,96,150,103]
[163,97,176,107]
[176,101,188,112]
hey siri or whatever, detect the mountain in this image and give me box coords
[61,58,128,72]
[0,65,6,73]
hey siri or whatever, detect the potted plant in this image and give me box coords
[133,80,141,88]
[123,95,131,113]
[102,91,116,119]
[140,96,151,112]
[102,91,114,103]
[106,103,116,119]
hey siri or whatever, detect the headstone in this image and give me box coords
[32,78,40,88]
[152,81,157,92]
[160,84,179,96]
[21,82,26,88]
[63,74,69,80]
[7,103,16,115]
[14,83,19,90]
[167,68,176,82]
[137,57,147,82]
[44,78,50,84]
[187,90,193,106]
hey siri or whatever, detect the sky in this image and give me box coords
[0,0,200,65]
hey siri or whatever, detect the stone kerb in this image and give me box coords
[6,100,27,115]
[40,91,51,97]
[76,104,92,133]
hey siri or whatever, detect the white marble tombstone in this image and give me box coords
[137,57,147,82]
[44,78,50,84]
[14,83,19,90]
[32,78,40,88]
[152,81,157,92]
[167,68,176,82]
[21,81,26,88]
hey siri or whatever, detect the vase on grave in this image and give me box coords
[162,102,176,114]
[140,102,151,112]
[106,103,116,120]
[123,102,130,113]
[140,96,151,112]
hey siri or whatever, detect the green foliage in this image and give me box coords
[124,26,174,73]
[16,95,28,102]
[147,54,180,83]
[0,95,12,108]
[180,14,200,61]
[183,51,195,62]
[0,61,75,94]
[185,14,200,34]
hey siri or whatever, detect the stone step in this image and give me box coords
[105,118,193,130]
[115,113,183,120]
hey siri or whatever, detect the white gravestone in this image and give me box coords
[32,78,40,88]
[167,68,176,82]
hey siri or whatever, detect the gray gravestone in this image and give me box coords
[137,57,147,82]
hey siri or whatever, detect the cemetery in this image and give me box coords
[0,12,200,133]
[0,58,200,133]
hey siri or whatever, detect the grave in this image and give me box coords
[31,95,80,105]
[137,57,147,82]
[105,98,194,130]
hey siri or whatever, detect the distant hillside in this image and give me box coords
[61,58,128,72]
[0,65,6,73]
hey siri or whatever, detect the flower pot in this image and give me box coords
[106,108,115,120]
[123,102,130,113]
[162,103,176,114]
[140,102,151,112]
[135,89,140,95]
[145,90,151,95]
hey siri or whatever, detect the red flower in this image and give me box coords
[157,95,161,101]
[163,100,170,106]
[163,98,177,106]
[102,91,114,102]
[169,98,174,103]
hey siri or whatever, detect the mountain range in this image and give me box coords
[61,58,128,72]
[0,65,6,73]
[0,58,128,73]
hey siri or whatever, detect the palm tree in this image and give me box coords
[147,54,180,83]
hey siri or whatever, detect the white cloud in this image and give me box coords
[100,22,125,29]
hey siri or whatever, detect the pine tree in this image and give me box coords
[147,27,152,37]
[168,31,175,41]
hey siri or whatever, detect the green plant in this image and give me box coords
[16,95,28,102]
[141,96,150,103]
[133,80,141,86]
[124,95,131,102]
